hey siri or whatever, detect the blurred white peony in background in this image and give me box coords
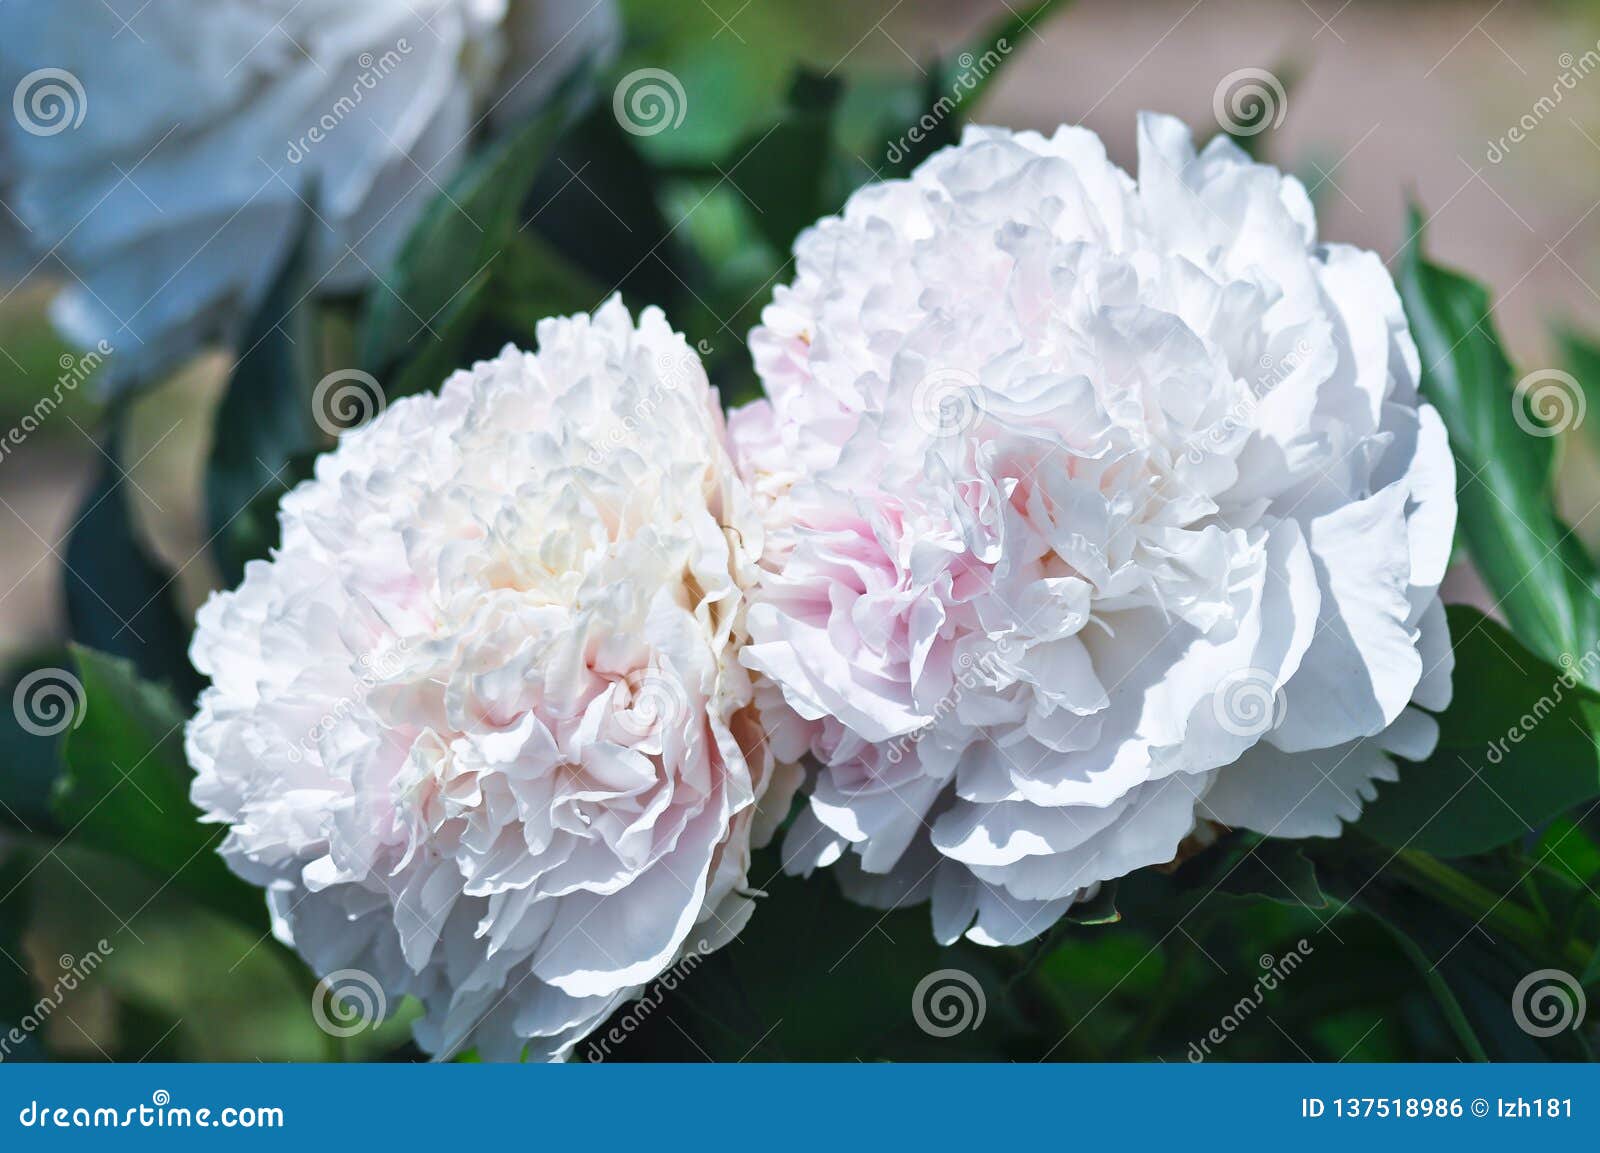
[187,299,796,1060]
[0,0,617,387]
[731,115,1457,947]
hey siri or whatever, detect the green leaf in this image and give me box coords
[55,648,260,928]
[1321,845,1592,1059]
[1400,211,1600,686]
[1122,834,1326,917]
[1557,324,1600,460]
[1372,908,1489,1060]
[361,64,598,382]
[726,71,843,255]
[207,211,322,587]
[1213,840,1327,910]
[1358,606,1600,856]
[520,104,682,318]
[61,416,196,697]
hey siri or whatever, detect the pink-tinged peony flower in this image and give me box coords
[732,116,1456,947]
[187,298,797,1060]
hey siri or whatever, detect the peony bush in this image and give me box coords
[8,0,1600,1064]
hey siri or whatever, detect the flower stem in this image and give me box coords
[1388,849,1592,972]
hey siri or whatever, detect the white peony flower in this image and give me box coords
[187,298,796,1061]
[732,116,1457,947]
[0,0,617,386]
